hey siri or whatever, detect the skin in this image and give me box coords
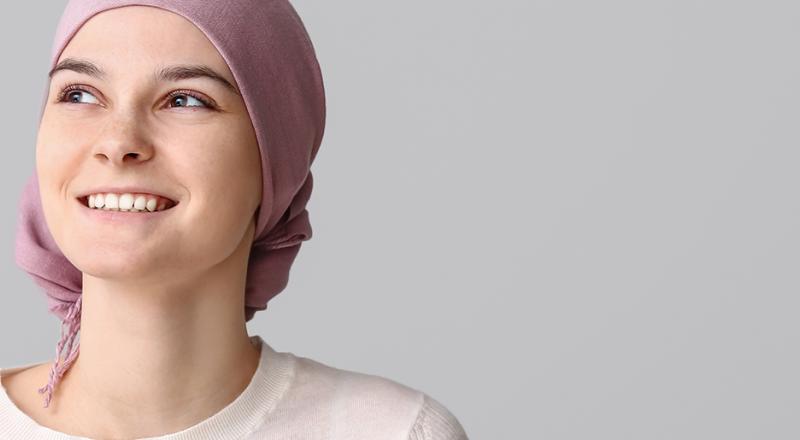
[1,6,265,439]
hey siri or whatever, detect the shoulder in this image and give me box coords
[0,362,55,422]
[407,392,469,440]
[289,353,423,411]
[281,353,468,439]
[0,361,49,394]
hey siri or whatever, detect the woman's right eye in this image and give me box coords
[57,85,100,105]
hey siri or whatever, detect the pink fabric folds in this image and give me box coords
[13,0,326,407]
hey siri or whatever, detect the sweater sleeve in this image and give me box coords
[407,393,469,440]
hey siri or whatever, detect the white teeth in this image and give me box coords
[134,195,147,211]
[104,193,119,210]
[119,193,134,210]
[84,192,173,213]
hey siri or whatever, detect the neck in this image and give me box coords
[48,227,261,439]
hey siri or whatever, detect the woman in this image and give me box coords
[0,1,468,439]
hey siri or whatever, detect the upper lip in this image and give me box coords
[75,186,179,203]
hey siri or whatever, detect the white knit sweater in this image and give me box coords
[0,335,468,439]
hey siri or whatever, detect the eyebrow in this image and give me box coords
[48,57,241,96]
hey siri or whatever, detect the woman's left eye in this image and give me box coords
[166,91,212,109]
[56,85,214,110]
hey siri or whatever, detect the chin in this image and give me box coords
[69,245,171,280]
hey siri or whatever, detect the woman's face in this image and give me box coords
[36,6,263,281]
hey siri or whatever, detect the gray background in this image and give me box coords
[1,1,798,439]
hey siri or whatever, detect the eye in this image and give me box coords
[166,90,214,109]
[55,84,217,110]
[57,85,100,105]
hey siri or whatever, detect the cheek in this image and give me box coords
[35,114,91,180]
[176,125,261,234]
[36,122,61,175]
[175,159,259,264]
[35,126,82,214]
[186,125,261,206]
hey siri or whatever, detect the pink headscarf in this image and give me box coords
[14,0,326,407]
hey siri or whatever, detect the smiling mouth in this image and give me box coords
[77,194,179,213]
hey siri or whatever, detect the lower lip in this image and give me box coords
[75,197,178,224]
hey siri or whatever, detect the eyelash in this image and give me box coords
[55,84,217,110]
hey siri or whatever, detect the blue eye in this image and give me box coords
[167,92,210,108]
[55,84,216,110]
[58,86,100,105]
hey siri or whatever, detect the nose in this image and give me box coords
[91,112,156,166]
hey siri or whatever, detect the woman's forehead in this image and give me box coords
[58,5,233,80]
